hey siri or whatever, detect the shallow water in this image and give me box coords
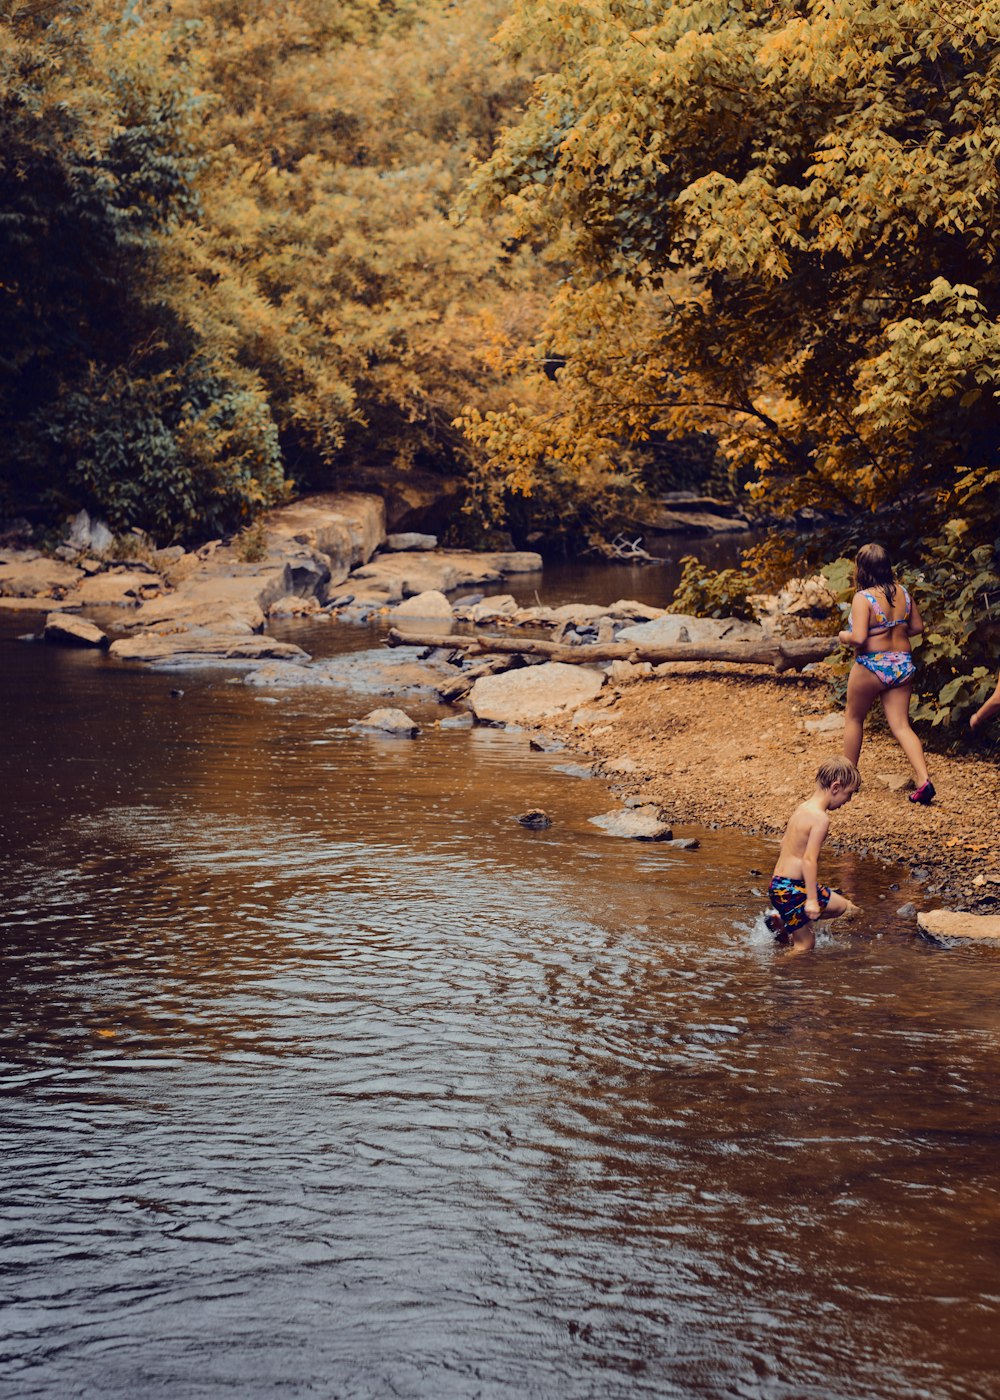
[2,614,1000,1400]
[498,533,757,613]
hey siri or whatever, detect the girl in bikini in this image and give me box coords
[837,542,935,804]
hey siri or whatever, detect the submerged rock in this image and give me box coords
[439,712,474,730]
[917,910,1000,941]
[353,707,420,737]
[515,809,552,829]
[589,808,673,840]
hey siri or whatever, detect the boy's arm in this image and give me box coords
[802,816,829,918]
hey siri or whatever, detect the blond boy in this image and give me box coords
[766,758,861,951]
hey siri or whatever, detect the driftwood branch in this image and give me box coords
[388,627,839,673]
[435,655,519,703]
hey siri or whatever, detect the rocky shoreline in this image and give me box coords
[2,492,996,936]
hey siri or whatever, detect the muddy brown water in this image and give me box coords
[2,590,1000,1400]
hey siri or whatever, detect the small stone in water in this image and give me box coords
[516,809,552,829]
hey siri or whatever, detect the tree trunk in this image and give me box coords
[387,627,838,673]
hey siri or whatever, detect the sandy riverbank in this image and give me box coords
[538,661,999,911]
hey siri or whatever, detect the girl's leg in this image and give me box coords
[843,663,884,766]
[879,683,930,785]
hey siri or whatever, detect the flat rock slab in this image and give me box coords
[0,596,78,612]
[312,647,457,698]
[350,550,542,607]
[589,808,674,840]
[877,772,913,792]
[0,558,83,597]
[44,613,108,647]
[74,571,158,606]
[917,910,1000,941]
[469,662,604,723]
[601,755,641,774]
[385,532,437,551]
[109,634,310,665]
[616,614,765,646]
[802,713,842,734]
[573,706,621,728]
[242,661,335,687]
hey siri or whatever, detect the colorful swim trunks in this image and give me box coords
[768,876,833,933]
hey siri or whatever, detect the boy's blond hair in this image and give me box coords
[816,757,862,793]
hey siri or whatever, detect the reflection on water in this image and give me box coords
[506,533,759,613]
[2,625,1000,1400]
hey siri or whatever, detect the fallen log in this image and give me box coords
[387,627,838,673]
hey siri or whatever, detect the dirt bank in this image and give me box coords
[541,663,999,911]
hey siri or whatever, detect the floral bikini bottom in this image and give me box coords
[856,651,916,688]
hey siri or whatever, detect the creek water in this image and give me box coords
[2,563,1000,1400]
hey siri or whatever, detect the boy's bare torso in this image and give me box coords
[772,800,829,882]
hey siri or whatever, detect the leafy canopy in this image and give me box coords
[465,0,1000,724]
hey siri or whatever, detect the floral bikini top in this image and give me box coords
[862,587,911,637]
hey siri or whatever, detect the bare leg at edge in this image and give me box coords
[880,683,929,787]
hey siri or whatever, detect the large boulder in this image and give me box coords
[469,662,604,723]
[264,492,385,583]
[391,590,454,621]
[616,613,766,646]
[65,510,114,555]
[917,910,1000,941]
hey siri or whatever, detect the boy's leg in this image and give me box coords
[789,925,816,952]
[818,889,849,921]
[791,888,845,949]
